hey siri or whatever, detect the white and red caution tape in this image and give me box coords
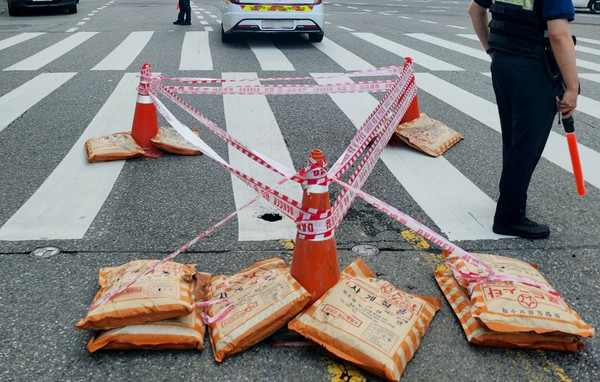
[87,59,558,314]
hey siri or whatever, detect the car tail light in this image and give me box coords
[313,0,322,4]
[230,0,240,3]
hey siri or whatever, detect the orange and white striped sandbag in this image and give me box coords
[205,258,310,362]
[86,272,211,352]
[76,260,196,330]
[434,265,585,352]
[442,252,594,339]
[289,259,441,382]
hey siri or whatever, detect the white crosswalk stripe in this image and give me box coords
[248,41,295,71]
[0,32,45,51]
[353,32,464,71]
[4,32,97,71]
[0,30,599,243]
[223,73,302,241]
[0,73,76,133]
[313,74,503,241]
[180,31,214,70]
[92,31,154,71]
[0,74,138,241]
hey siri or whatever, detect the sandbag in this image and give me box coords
[86,272,211,352]
[205,258,310,362]
[150,126,202,156]
[434,265,585,352]
[443,251,594,338]
[289,259,441,382]
[395,113,463,156]
[76,260,196,330]
[85,132,145,162]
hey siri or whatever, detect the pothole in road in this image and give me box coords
[259,213,283,222]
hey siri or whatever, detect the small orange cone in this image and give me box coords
[399,57,421,125]
[291,149,340,306]
[131,63,163,159]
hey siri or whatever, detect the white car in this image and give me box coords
[572,0,599,13]
[220,0,325,43]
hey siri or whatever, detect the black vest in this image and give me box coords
[488,0,547,58]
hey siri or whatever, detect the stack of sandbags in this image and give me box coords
[289,259,441,382]
[394,113,463,156]
[77,260,209,352]
[435,251,594,352]
[204,258,311,362]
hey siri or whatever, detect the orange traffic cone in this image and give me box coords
[399,57,421,125]
[131,63,163,159]
[291,149,340,306]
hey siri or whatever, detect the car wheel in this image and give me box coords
[68,4,77,13]
[590,0,599,13]
[308,32,324,43]
[221,25,234,43]
[8,3,20,16]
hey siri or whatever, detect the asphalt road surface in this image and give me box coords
[0,0,599,381]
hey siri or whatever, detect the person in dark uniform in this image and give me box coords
[173,0,191,25]
[468,0,578,239]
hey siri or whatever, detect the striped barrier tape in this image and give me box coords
[87,59,557,312]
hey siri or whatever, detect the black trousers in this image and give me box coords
[177,0,191,22]
[490,51,559,224]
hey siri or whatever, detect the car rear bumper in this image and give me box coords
[221,3,324,34]
[8,0,76,8]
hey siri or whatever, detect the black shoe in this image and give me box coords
[173,20,183,25]
[493,218,550,239]
[181,21,191,25]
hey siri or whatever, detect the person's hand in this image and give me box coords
[556,88,577,119]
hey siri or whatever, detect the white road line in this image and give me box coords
[415,72,600,191]
[407,33,490,61]
[577,37,600,46]
[576,45,600,56]
[576,58,600,72]
[312,38,375,71]
[4,32,97,71]
[0,32,45,51]
[0,73,76,133]
[0,73,138,241]
[353,32,463,71]
[459,33,600,70]
[179,31,213,70]
[223,73,301,241]
[92,31,154,71]
[313,74,502,241]
[248,41,295,71]
[580,73,600,84]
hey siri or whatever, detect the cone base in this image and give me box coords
[140,147,164,159]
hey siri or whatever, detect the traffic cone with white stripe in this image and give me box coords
[291,149,340,306]
[399,57,421,124]
[131,63,163,159]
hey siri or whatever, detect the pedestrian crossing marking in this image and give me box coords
[415,73,600,191]
[0,73,77,133]
[406,33,490,61]
[223,73,302,241]
[313,74,503,241]
[4,32,97,71]
[248,41,295,71]
[92,31,154,71]
[353,32,463,71]
[0,74,138,241]
[180,31,213,70]
[312,38,374,71]
[0,33,45,52]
